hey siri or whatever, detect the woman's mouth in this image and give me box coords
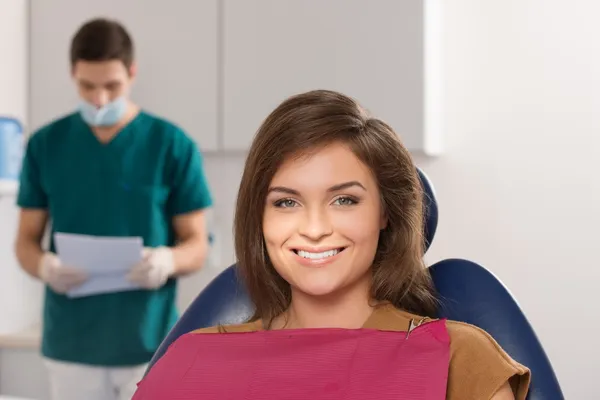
[292,248,346,260]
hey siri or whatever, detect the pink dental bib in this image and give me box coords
[134,319,450,400]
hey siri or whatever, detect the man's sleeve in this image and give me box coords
[17,135,48,209]
[166,132,213,216]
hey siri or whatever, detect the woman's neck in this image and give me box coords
[274,279,376,330]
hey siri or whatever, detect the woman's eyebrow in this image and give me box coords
[267,186,299,195]
[267,181,366,195]
[327,181,366,192]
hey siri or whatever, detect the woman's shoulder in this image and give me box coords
[370,305,531,400]
[443,320,531,399]
[191,320,262,334]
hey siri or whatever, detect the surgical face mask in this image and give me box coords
[78,96,128,127]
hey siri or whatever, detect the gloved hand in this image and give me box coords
[38,252,87,294]
[127,247,175,289]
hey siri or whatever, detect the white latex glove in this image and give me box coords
[38,252,87,294]
[127,247,175,289]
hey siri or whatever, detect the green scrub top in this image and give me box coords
[17,111,213,366]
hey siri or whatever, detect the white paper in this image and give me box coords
[53,232,144,298]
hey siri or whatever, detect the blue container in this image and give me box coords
[0,116,24,182]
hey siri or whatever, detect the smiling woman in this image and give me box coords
[132,90,530,400]
[236,89,438,331]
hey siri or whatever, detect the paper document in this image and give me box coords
[53,232,144,298]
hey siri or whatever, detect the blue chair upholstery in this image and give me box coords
[429,259,564,399]
[147,168,564,399]
[418,168,438,253]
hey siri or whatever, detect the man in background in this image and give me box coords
[14,18,213,400]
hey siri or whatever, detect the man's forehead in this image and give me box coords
[73,60,129,81]
[75,75,125,86]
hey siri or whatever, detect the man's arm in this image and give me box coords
[164,130,214,276]
[170,209,209,276]
[14,208,49,279]
[15,131,50,279]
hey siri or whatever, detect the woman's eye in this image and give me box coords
[274,199,298,208]
[333,196,357,206]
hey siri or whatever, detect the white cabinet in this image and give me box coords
[0,0,27,196]
[0,327,47,400]
[0,348,48,399]
[29,0,219,151]
[28,0,443,154]
[222,0,443,154]
[0,0,27,125]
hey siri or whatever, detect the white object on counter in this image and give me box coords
[0,180,18,196]
[0,324,41,350]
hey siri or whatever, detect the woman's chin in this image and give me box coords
[293,281,343,298]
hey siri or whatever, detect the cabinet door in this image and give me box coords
[29,0,219,151]
[0,348,49,399]
[0,0,27,126]
[222,0,441,153]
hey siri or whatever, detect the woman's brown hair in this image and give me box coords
[234,89,437,327]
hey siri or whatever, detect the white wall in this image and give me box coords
[420,2,599,398]
[0,0,44,336]
[0,1,597,399]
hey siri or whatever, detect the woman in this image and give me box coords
[133,90,531,399]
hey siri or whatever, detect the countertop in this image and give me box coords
[0,325,41,349]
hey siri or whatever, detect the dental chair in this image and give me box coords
[147,168,564,399]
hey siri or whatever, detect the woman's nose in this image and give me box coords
[298,207,334,241]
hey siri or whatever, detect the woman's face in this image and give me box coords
[263,142,386,299]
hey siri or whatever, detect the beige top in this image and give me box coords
[193,303,531,400]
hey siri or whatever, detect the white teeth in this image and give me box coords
[297,249,340,260]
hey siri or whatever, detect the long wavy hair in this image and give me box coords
[234,90,437,327]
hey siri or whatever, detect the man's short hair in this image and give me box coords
[70,18,134,68]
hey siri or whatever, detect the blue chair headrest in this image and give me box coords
[417,168,438,253]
